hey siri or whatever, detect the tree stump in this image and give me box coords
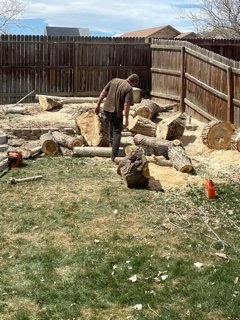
[156,112,186,140]
[201,120,235,150]
[117,148,150,188]
[168,140,193,173]
[75,111,109,147]
[40,132,59,155]
[52,131,85,149]
[231,129,240,152]
[133,133,170,158]
[128,115,157,137]
[136,99,175,119]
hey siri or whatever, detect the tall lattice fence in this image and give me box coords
[0,35,151,104]
[151,39,240,128]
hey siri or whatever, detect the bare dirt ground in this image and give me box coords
[1,102,239,190]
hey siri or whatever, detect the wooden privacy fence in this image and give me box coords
[151,39,240,128]
[0,35,151,104]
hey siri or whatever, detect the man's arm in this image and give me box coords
[123,102,130,128]
[95,89,107,115]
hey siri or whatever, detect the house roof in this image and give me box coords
[45,26,91,37]
[175,32,196,39]
[120,25,180,38]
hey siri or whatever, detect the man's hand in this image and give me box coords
[95,105,100,115]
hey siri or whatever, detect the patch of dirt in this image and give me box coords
[1,102,239,190]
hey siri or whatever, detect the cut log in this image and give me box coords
[0,159,9,172]
[128,115,157,137]
[4,106,30,114]
[52,131,84,149]
[35,94,98,105]
[20,146,42,159]
[156,112,186,140]
[136,99,175,119]
[37,96,63,111]
[60,146,73,157]
[201,120,235,150]
[40,131,59,155]
[73,146,125,157]
[75,111,109,147]
[117,148,150,188]
[115,155,172,167]
[231,129,240,152]
[133,134,170,158]
[168,140,193,173]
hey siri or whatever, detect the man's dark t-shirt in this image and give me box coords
[103,78,134,117]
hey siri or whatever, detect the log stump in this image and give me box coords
[128,116,157,137]
[75,111,109,147]
[201,120,235,150]
[231,129,240,152]
[40,131,59,155]
[52,131,85,149]
[168,140,193,173]
[156,112,186,140]
[117,148,150,188]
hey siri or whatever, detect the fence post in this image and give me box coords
[227,67,233,123]
[180,46,186,113]
[73,42,78,96]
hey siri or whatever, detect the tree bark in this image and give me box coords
[128,115,157,136]
[136,99,175,119]
[168,140,193,173]
[40,131,59,155]
[52,131,85,149]
[133,133,170,158]
[201,120,235,150]
[20,146,42,159]
[73,146,125,157]
[117,148,150,188]
[156,112,186,140]
[231,129,240,152]
[75,111,109,147]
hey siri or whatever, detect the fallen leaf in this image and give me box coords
[215,252,228,259]
[129,275,138,282]
[194,262,204,269]
[133,304,142,310]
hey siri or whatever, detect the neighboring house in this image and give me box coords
[120,25,196,41]
[175,32,196,39]
[45,26,91,37]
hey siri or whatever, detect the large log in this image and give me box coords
[156,112,186,140]
[20,146,42,159]
[168,140,193,173]
[201,120,235,150]
[231,129,240,152]
[136,99,175,119]
[117,148,150,188]
[73,146,125,157]
[40,132,59,155]
[128,115,157,137]
[52,131,85,149]
[75,111,109,147]
[114,155,172,167]
[36,95,99,110]
[133,134,170,158]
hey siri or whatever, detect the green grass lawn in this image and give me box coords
[0,156,239,320]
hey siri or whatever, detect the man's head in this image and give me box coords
[127,74,139,86]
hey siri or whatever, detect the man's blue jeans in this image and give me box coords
[104,111,123,160]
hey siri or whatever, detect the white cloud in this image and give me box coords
[22,0,196,35]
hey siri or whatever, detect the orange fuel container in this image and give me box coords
[205,178,217,199]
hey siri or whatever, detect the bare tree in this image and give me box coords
[179,0,240,38]
[0,0,25,34]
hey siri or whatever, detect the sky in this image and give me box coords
[8,0,199,36]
